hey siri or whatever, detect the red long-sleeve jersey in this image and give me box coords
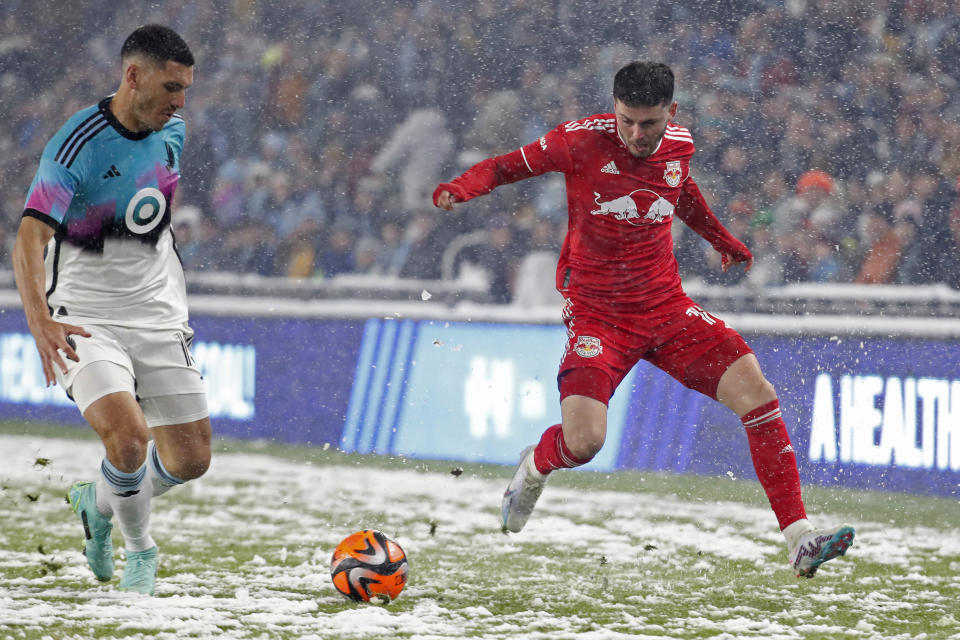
[435,113,751,307]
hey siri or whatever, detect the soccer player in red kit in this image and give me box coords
[433,61,854,578]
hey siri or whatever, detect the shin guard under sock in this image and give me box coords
[742,400,807,530]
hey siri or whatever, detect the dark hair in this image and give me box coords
[121,24,194,66]
[613,61,674,107]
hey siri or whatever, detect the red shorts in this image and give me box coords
[558,293,753,404]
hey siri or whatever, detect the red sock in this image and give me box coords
[532,424,591,475]
[741,400,807,529]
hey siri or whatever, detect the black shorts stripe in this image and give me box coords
[64,121,110,168]
[45,237,62,302]
[170,225,185,266]
[176,332,193,366]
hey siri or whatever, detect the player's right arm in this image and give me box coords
[12,216,91,386]
[15,115,98,385]
[433,127,572,210]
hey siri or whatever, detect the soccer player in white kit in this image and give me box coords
[12,25,209,595]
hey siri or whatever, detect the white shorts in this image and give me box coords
[56,323,208,426]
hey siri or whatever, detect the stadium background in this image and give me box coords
[2,0,960,292]
[1,0,959,500]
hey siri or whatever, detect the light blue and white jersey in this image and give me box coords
[24,96,189,328]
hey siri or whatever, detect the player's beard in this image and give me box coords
[145,108,172,132]
[133,97,170,132]
[620,126,666,158]
[629,129,666,158]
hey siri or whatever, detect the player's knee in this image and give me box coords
[717,355,778,412]
[574,438,604,461]
[189,449,211,479]
[759,377,777,401]
[171,449,211,481]
[560,391,608,461]
[565,421,605,461]
[180,460,209,481]
[748,373,777,406]
[107,436,149,473]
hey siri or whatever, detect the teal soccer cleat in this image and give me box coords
[66,481,114,582]
[789,524,856,578]
[119,546,159,595]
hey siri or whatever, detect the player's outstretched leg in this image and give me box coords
[786,522,856,578]
[501,423,593,533]
[66,481,115,582]
[119,546,159,595]
[501,445,547,533]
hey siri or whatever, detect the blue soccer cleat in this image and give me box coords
[66,481,114,582]
[789,524,856,578]
[119,546,159,595]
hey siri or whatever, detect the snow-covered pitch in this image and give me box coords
[1,432,958,640]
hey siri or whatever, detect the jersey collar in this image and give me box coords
[99,95,153,141]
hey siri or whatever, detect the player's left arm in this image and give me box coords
[675,176,753,272]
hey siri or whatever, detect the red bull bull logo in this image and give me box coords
[590,189,675,225]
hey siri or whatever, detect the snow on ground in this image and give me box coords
[0,434,956,640]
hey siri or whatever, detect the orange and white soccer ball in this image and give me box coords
[330,530,408,603]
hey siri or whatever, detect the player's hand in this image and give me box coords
[30,317,91,387]
[434,189,456,211]
[433,183,463,211]
[721,251,753,273]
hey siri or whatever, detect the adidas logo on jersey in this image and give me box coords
[102,165,122,179]
[600,161,619,175]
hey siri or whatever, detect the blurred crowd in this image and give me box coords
[2,0,960,303]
